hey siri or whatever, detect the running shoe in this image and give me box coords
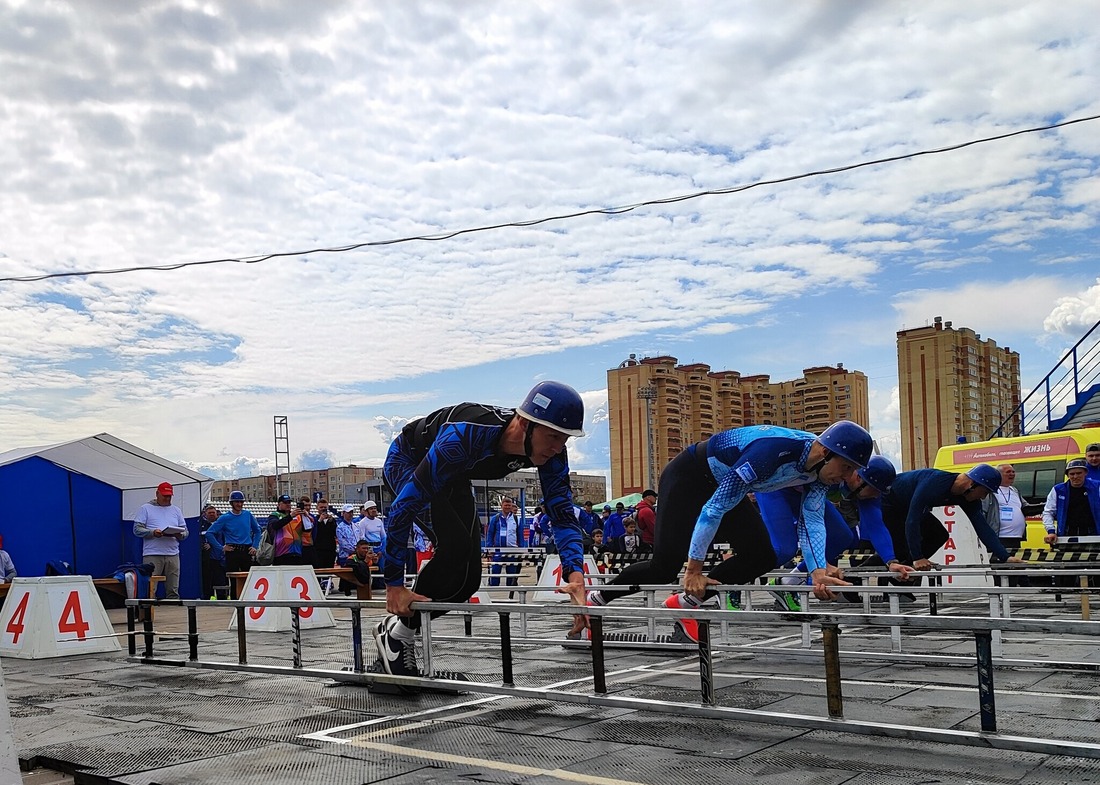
[725,591,741,611]
[767,578,802,612]
[372,616,421,679]
[664,593,699,643]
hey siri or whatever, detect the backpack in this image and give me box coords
[45,559,74,576]
[256,530,274,566]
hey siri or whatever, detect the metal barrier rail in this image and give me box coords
[126,594,1100,759]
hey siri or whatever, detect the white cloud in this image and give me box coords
[1,2,1098,470]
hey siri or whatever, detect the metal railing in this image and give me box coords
[992,318,1100,437]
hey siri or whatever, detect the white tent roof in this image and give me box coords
[0,433,213,518]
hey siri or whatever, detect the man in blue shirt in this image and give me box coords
[1042,458,1100,542]
[486,497,524,587]
[579,421,873,642]
[881,464,1022,571]
[204,491,262,579]
[758,455,913,610]
[1085,443,1100,484]
[374,382,587,683]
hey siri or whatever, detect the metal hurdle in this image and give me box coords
[126,595,1100,759]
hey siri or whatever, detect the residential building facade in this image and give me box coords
[897,316,1021,470]
[608,355,869,497]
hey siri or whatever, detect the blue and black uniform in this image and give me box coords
[384,402,583,629]
[881,469,1010,563]
[757,484,897,583]
[600,425,832,602]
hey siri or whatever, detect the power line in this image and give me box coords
[3,114,1097,285]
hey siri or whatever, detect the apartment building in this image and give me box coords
[897,316,1021,470]
[608,355,869,497]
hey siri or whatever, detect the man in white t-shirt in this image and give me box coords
[134,481,189,599]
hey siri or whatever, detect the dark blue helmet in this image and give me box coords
[816,420,873,468]
[966,464,1002,494]
[517,381,585,437]
[857,455,896,494]
[229,490,245,502]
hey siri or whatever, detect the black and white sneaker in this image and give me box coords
[372,616,420,679]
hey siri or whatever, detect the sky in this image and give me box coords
[1,1,1099,483]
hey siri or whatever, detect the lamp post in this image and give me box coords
[637,385,658,492]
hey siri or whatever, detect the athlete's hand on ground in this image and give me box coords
[1044,533,1058,545]
[1005,556,1024,563]
[810,569,852,601]
[888,562,915,581]
[913,558,935,571]
[683,570,719,599]
[386,585,430,617]
[824,563,845,581]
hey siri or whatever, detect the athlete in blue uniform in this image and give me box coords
[881,464,1023,570]
[759,456,913,609]
[374,381,587,680]
[578,421,873,640]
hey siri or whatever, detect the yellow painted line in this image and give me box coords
[344,738,645,785]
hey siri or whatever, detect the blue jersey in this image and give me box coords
[757,484,896,575]
[689,425,829,566]
[882,469,1009,561]
[383,403,582,586]
[205,510,262,550]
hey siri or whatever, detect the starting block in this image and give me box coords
[228,566,335,632]
[533,555,601,602]
[0,576,120,659]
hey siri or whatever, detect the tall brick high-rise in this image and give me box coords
[607,355,869,498]
[897,316,1021,470]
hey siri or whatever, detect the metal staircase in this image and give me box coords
[992,319,1100,437]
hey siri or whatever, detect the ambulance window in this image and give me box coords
[1030,468,1060,503]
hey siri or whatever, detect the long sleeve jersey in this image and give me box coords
[689,426,831,570]
[205,510,262,549]
[383,402,583,586]
[881,469,1009,561]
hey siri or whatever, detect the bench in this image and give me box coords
[0,575,165,600]
[226,567,373,601]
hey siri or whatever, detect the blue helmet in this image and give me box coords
[229,490,245,502]
[856,455,896,494]
[816,420,873,468]
[966,464,1002,494]
[517,381,585,437]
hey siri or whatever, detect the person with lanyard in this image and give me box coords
[1042,458,1100,543]
[880,464,1023,577]
[759,455,914,610]
[575,421,874,642]
[374,381,588,684]
[486,497,525,587]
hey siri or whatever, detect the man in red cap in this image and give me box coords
[133,481,189,599]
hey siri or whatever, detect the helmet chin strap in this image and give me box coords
[523,419,535,460]
[844,479,866,501]
[807,450,831,476]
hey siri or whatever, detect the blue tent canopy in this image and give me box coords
[0,433,213,598]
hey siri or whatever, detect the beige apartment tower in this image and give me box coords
[608,355,869,498]
[897,316,1021,470]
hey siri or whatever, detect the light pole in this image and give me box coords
[637,385,658,492]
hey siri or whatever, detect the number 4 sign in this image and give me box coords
[0,577,120,659]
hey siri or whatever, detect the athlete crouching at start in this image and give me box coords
[575,421,873,642]
[758,455,914,610]
[376,381,587,682]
